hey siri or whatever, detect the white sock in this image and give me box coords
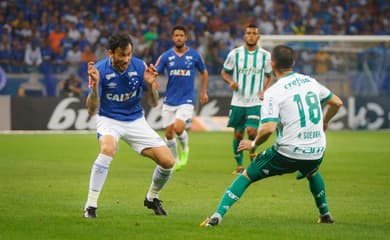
[146,165,173,201]
[177,130,188,151]
[85,153,112,208]
[165,137,179,162]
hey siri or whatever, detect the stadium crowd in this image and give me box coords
[0,0,389,95]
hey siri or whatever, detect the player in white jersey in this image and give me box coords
[221,23,272,174]
[155,25,208,171]
[83,34,175,218]
[201,45,343,227]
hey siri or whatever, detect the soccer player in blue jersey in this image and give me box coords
[83,33,175,218]
[201,45,343,227]
[155,25,208,171]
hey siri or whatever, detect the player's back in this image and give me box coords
[265,72,332,160]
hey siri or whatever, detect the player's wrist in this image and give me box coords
[251,140,258,150]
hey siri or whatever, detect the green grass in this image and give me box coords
[0,131,389,240]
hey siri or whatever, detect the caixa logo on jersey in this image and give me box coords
[47,97,96,130]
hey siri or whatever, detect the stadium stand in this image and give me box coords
[0,0,389,96]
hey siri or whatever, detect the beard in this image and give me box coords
[247,42,257,48]
[113,60,128,72]
[175,43,184,49]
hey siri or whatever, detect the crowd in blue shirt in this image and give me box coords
[0,0,389,95]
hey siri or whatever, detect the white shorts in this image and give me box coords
[96,115,166,154]
[162,104,194,128]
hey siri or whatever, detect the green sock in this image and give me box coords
[216,175,251,217]
[233,139,243,166]
[308,172,329,215]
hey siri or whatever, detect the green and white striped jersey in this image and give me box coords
[261,72,333,160]
[223,46,272,107]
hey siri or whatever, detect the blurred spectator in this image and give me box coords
[77,32,90,51]
[40,37,54,75]
[83,19,100,46]
[60,30,75,56]
[315,49,331,75]
[0,65,6,91]
[48,24,65,55]
[94,39,108,61]
[300,49,315,74]
[80,45,96,81]
[24,40,42,73]
[0,34,12,72]
[10,41,25,73]
[65,42,82,74]
[68,22,81,41]
[59,73,82,97]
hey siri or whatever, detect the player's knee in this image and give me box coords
[160,157,175,169]
[100,144,116,156]
[242,170,253,182]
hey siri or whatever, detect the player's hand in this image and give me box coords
[323,122,329,132]
[237,140,252,151]
[257,90,265,100]
[145,64,158,85]
[87,62,99,87]
[200,92,209,104]
[229,82,239,91]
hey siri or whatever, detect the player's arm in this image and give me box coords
[258,74,273,100]
[144,64,160,107]
[199,69,209,104]
[238,121,277,151]
[86,61,100,116]
[322,94,343,131]
[221,68,238,90]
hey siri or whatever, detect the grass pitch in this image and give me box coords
[0,131,389,240]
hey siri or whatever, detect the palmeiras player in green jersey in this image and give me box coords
[221,23,272,174]
[201,45,343,227]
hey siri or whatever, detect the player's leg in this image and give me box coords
[246,126,258,160]
[175,104,194,168]
[299,159,334,223]
[162,104,179,164]
[84,117,120,218]
[165,124,179,162]
[228,106,245,174]
[245,106,261,161]
[200,172,252,227]
[308,172,333,223]
[201,147,291,227]
[232,130,244,174]
[142,146,174,216]
[128,117,175,216]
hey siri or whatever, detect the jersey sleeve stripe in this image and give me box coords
[320,92,334,104]
[261,117,279,123]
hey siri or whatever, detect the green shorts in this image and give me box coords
[227,105,261,131]
[246,146,324,182]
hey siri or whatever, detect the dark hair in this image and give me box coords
[246,23,258,29]
[108,33,133,52]
[171,25,187,35]
[272,45,294,69]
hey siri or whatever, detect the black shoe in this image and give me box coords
[144,197,167,216]
[84,206,97,218]
[317,213,334,224]
[200,216,220,227]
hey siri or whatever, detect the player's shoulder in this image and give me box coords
[162,48,175,56]
[130,56,145,65]
[187,47,202,56]
[95,57,109,69]
[258,47,271,56]
[233,45,245,52]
